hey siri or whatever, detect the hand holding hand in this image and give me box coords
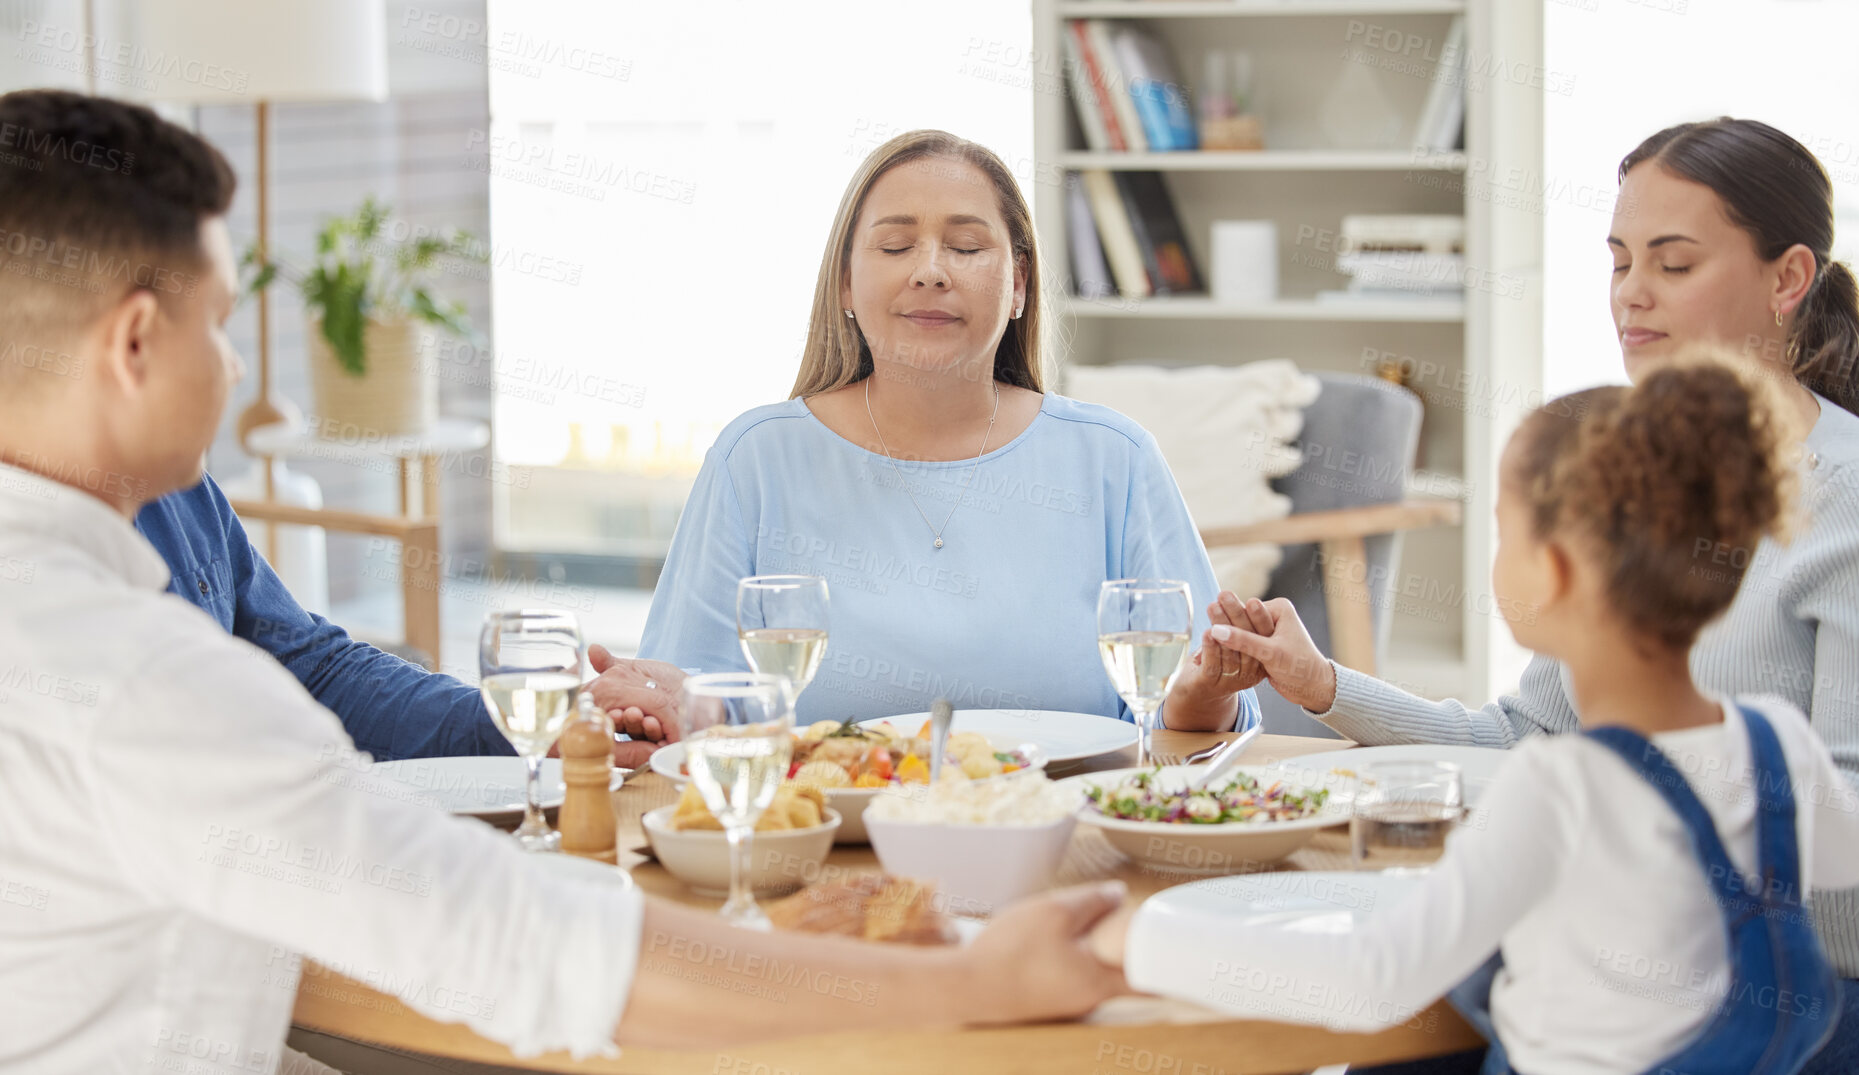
[1207,597,1337,713]
[964,883,1132,1025]
[586,645,686,744]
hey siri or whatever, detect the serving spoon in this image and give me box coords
[1185,721,1262,791]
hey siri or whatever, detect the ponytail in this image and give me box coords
[1793,259,1859,414]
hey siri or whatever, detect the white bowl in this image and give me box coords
[864,811,1076,917]
[1059,765,1349,875]
[640,806,841,898]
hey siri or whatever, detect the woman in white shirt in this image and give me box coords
[1096,360,1859,1074]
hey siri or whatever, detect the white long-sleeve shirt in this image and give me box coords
[0,464,643,1074]
[1310,393,1859,973]
[1126,697,1859,1075]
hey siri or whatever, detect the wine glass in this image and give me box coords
[1097,578,1193,768]
[479,610,584,852]
[681,673,795,929]
[736,575,830,706]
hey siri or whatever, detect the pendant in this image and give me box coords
[933,537,944,549]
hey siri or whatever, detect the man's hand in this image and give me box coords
[1208,597,1337,713]
[965,883,1131,1025]
[586,645,686,744]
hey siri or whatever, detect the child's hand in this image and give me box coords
[1209,598,1338,713]
[1088,902,1139,969]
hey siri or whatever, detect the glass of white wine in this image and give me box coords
[736,575,829,708]
[681,673,795,929]
[479,609,583,852]
[1097,578,1193,769]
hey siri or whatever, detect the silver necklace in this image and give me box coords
[865,377,999,550]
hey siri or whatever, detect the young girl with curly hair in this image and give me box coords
[1098,359,1859,1075]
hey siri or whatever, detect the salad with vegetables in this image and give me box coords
[787,719,1032,787]
[1084,768,1331,824]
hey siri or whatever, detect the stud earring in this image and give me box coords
[1012,307,1023,320]
[845,309,854,319]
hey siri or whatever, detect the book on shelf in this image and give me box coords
[1079,169,1151,298]
[1061,20,1113,152]
[1065,172,1116,299]
[1083,20,1148,153]
[1414,15,1466,153]
[1315,289,1463,306]
[1114,171,1203,294]
[1110,24,1198,151]
[1069,20,1132,151]
[1336,251,1466,294]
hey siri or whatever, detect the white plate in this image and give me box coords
[1272,744,1509,807]
[1140,870,1419,935]
[527,849,635,891]
[650,725,1051,844]
[859,709,1138,767]
[649,722,1049,786]
[372,757,567,817]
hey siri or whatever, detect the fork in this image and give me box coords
[1149,742,1229,767]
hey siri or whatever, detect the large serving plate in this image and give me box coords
[1057,765,1351,874]
[858,709,1138,767]
[1271,744,1510,807]
[650,729,1040,844]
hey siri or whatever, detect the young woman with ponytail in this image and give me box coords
[1206,118,1859,1071]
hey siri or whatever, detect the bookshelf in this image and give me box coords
[1036,0,1545,702]
[1058,149,1469,171]
[1055,1,1469,17]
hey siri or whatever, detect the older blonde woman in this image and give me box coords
[600,130,1256,733]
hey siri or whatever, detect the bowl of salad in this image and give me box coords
[1058,765,1346,874]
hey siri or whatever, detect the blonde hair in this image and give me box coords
[789,130,1046,399]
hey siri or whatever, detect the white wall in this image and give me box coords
[1543,0,1859,398]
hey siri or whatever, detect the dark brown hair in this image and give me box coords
[1512,358,1795,651]
[1621,118,1859,416]
[0,89,235,341]
[789,130,1043,398]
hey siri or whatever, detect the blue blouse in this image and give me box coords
[638,392,1257,728]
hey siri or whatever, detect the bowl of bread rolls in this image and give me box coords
[642,783,841,898]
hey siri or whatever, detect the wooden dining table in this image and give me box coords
[291,727,1482,1073]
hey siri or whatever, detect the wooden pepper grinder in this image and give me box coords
[557,693,618,863]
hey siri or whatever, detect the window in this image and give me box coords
[1543,0,1859,397]
[483,1,1033,564]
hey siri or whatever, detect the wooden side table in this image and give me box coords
[232,416,492,667]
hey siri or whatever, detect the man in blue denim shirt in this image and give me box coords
[133,474,509,760]
[135,473,679,763]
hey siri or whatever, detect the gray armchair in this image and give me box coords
[1199,373,1460,737]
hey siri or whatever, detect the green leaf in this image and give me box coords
[245,262,279,298]
[275,197,478,365]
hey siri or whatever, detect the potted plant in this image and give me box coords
[246,198,482,438]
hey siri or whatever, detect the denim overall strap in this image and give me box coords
[1585,707,1838,1075]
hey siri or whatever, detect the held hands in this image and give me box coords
[964,882,1132,1024]
[1161,593,1268,731]
[1206,597,1337,713]
[586,645,688,768]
